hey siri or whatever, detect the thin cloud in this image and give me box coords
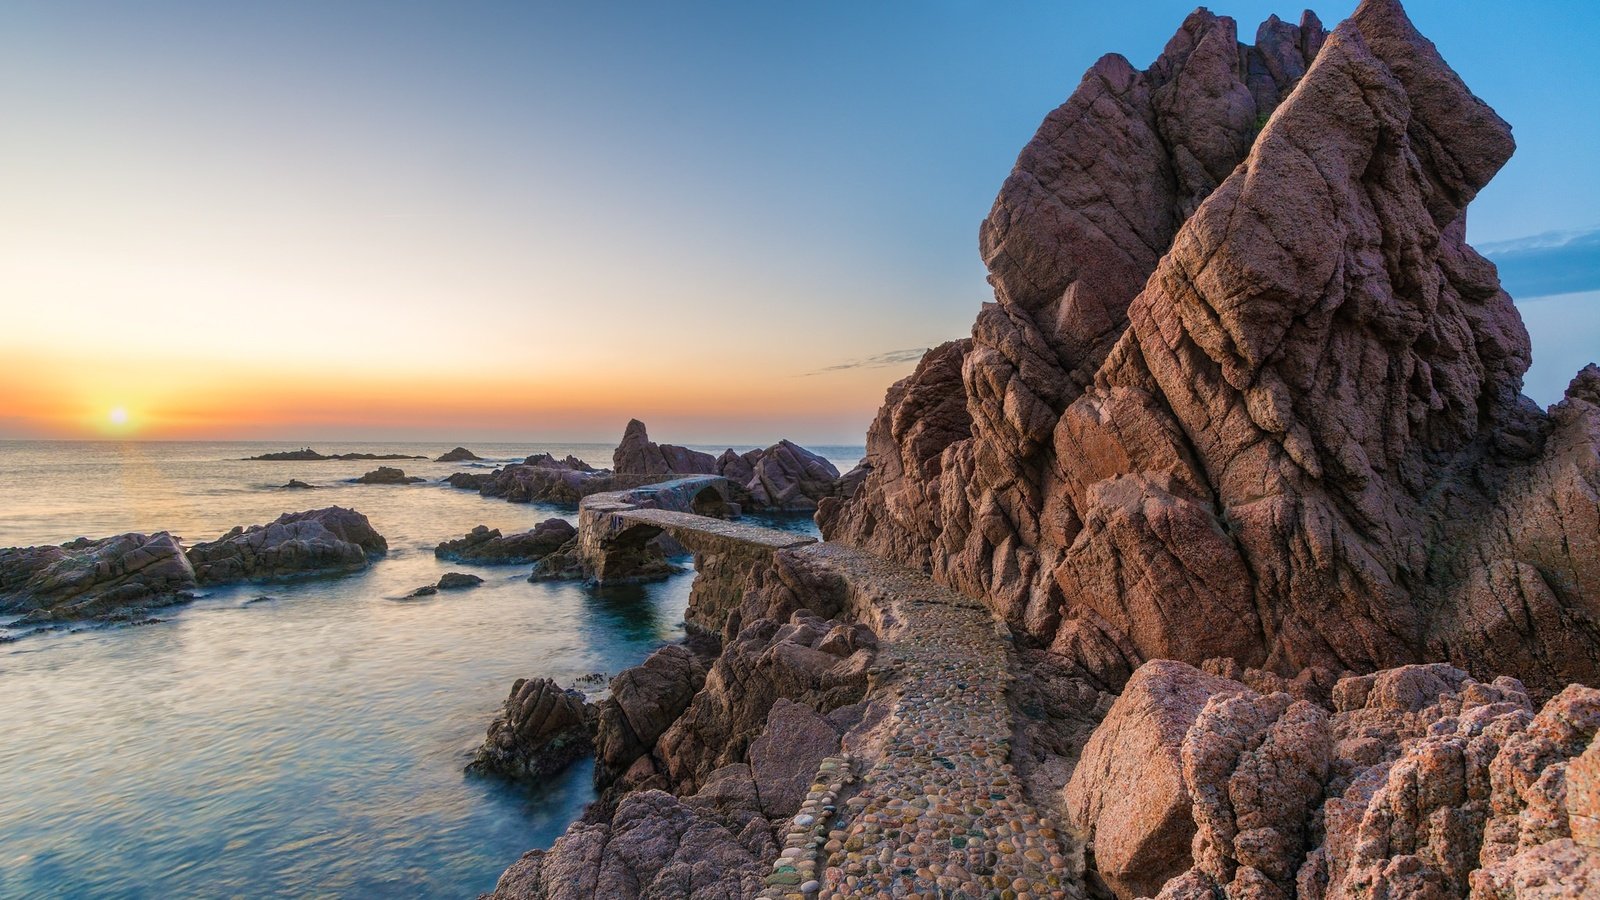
[1481,225,1600,300]
[802,347,930,376]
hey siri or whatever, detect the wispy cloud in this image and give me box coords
[802,347,930,376]
[1481,225,1600,300]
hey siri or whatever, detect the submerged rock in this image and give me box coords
[435,446,481,462]
[280,479,317,490]
[434,520,576,564]
[185,507,387,584]
[353,466,424,485]
[436,572,483,589]
[469,677,597,783]
[0,532,196,624]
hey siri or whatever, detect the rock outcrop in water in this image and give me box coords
[819,0,1600,699]
[246,448,425,461]
[0,532,196,624]
[186,507,388,584]
[434,520,576,564]
[436,447,481,462]
[469,677,598,783]
[353,466,424,485]
[614,420,842,511]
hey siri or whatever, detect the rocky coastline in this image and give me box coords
[476,2,1598,897]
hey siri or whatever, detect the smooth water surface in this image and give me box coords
[0,440,844,898]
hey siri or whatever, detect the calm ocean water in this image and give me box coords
[0,440,855,899]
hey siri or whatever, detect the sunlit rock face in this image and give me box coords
[820,0,1600,697]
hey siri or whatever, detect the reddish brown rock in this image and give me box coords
[591,644,708,790]
[612,419,719,476]
[0,531,196,624]
[186,507,387,584]
[821,0,1600,700]
[468,678,596,783]
[1064,660,1248,899]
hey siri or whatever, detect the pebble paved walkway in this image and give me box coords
[758,544,1081,900]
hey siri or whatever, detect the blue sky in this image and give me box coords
[0,1,1595,441]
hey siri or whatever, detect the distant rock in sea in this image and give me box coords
[435,521,576,564]
[524,452,597,473]
[401,572,483,599]
[0,532,196,624]
[612,419,841,510]
[280,479,316,490]
[353,467,424,485]
[245,448,426,461]
[186,507,388,584]
[435,447,481,462]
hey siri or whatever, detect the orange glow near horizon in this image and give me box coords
[0,344,906,444]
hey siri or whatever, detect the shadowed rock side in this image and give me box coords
[469,678,598,783]
[354,466,425,485]
[614,420,842,510]
[186,506,388,584]
[819,0,1600,697]
[436,446,481,462]
[0,532,196,624]
[435,520,576,564]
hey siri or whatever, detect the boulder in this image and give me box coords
[0,532,196,624]
[1064,660,1250,899]
[280,479,316,489]
[353,466,424,485]
[185,507,387,584]
[747,698,841,819]
[435,446,481,462]
[436,572,483,589]
[434,520,576,564]
[443,471,495,491]
[726,440,841,511]
[469,677,597,783]
[612,419,718,476]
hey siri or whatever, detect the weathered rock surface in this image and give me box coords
[819,0,1600,699]
[1062,660,1600,899]
[613,420,841,510]
[1065,660,1251,899]
[592,644,710,790]
[353,466,424,485]
[435,520,576,564]
[436,447,481,462]
[525,453,598,473]
[469,677,597,783]
[186,507,387,584]
[612,419,720,476]
[0,532,196,624]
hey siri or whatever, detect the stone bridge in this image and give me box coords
[577,476,816,585]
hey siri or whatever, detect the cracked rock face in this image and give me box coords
[469,678,597,783]
[0,531,196,624]
[820,0,1600,697]
[185,506,387,584]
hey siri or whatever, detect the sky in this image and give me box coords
[0,1,1596,445]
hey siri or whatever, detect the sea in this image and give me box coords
[0,440,861,899]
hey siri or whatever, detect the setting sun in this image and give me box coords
[108,407,128,426]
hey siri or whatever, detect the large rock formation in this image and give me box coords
[0,532,196,624]
[469,678,597,783]
[436,446,481,462]
[185,507,388,584]
[434,520,576,564]
[614,420,842,510]
[819,0,1600,698]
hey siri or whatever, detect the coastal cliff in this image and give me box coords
[818,0,1599,699]
[486,1,1598,897]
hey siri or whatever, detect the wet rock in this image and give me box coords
[436,572,483,589]
[186,506,387,584]
[435,447,481,462]
[469,677,597,783]
[353,466,424,485]
[0,532,196,624]
[280,479,316,489]
[435,520,576,564]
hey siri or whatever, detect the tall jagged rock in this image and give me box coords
[820,0,1599,697]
